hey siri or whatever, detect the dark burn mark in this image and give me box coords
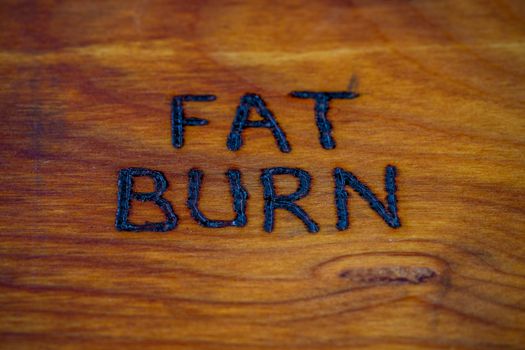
[339,266,437,285]
[115,168,178,232]
[334,165,400,230]
[290,90,359,150]
[171,94,216,149]
[174,82,360,152]
[115,165,400,232]
[261,167,319,233]
[227,93,291,153]
[116,80,403,233]
[187,168,248,228]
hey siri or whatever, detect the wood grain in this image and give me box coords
[1,0,525,349]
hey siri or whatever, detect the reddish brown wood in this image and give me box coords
[1,0,524,349]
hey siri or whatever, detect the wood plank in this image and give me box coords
[1,0,524,348]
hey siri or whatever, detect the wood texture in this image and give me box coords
[1,0,525,349]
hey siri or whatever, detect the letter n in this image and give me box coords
[334,165,400,230]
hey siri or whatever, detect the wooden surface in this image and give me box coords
[1,0,525,349]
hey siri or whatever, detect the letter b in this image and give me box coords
[115,168,178,232]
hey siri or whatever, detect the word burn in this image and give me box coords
[115,91,401,233]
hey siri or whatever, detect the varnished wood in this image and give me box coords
[1,0,525,349]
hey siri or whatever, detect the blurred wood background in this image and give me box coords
[1,0,525,349]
